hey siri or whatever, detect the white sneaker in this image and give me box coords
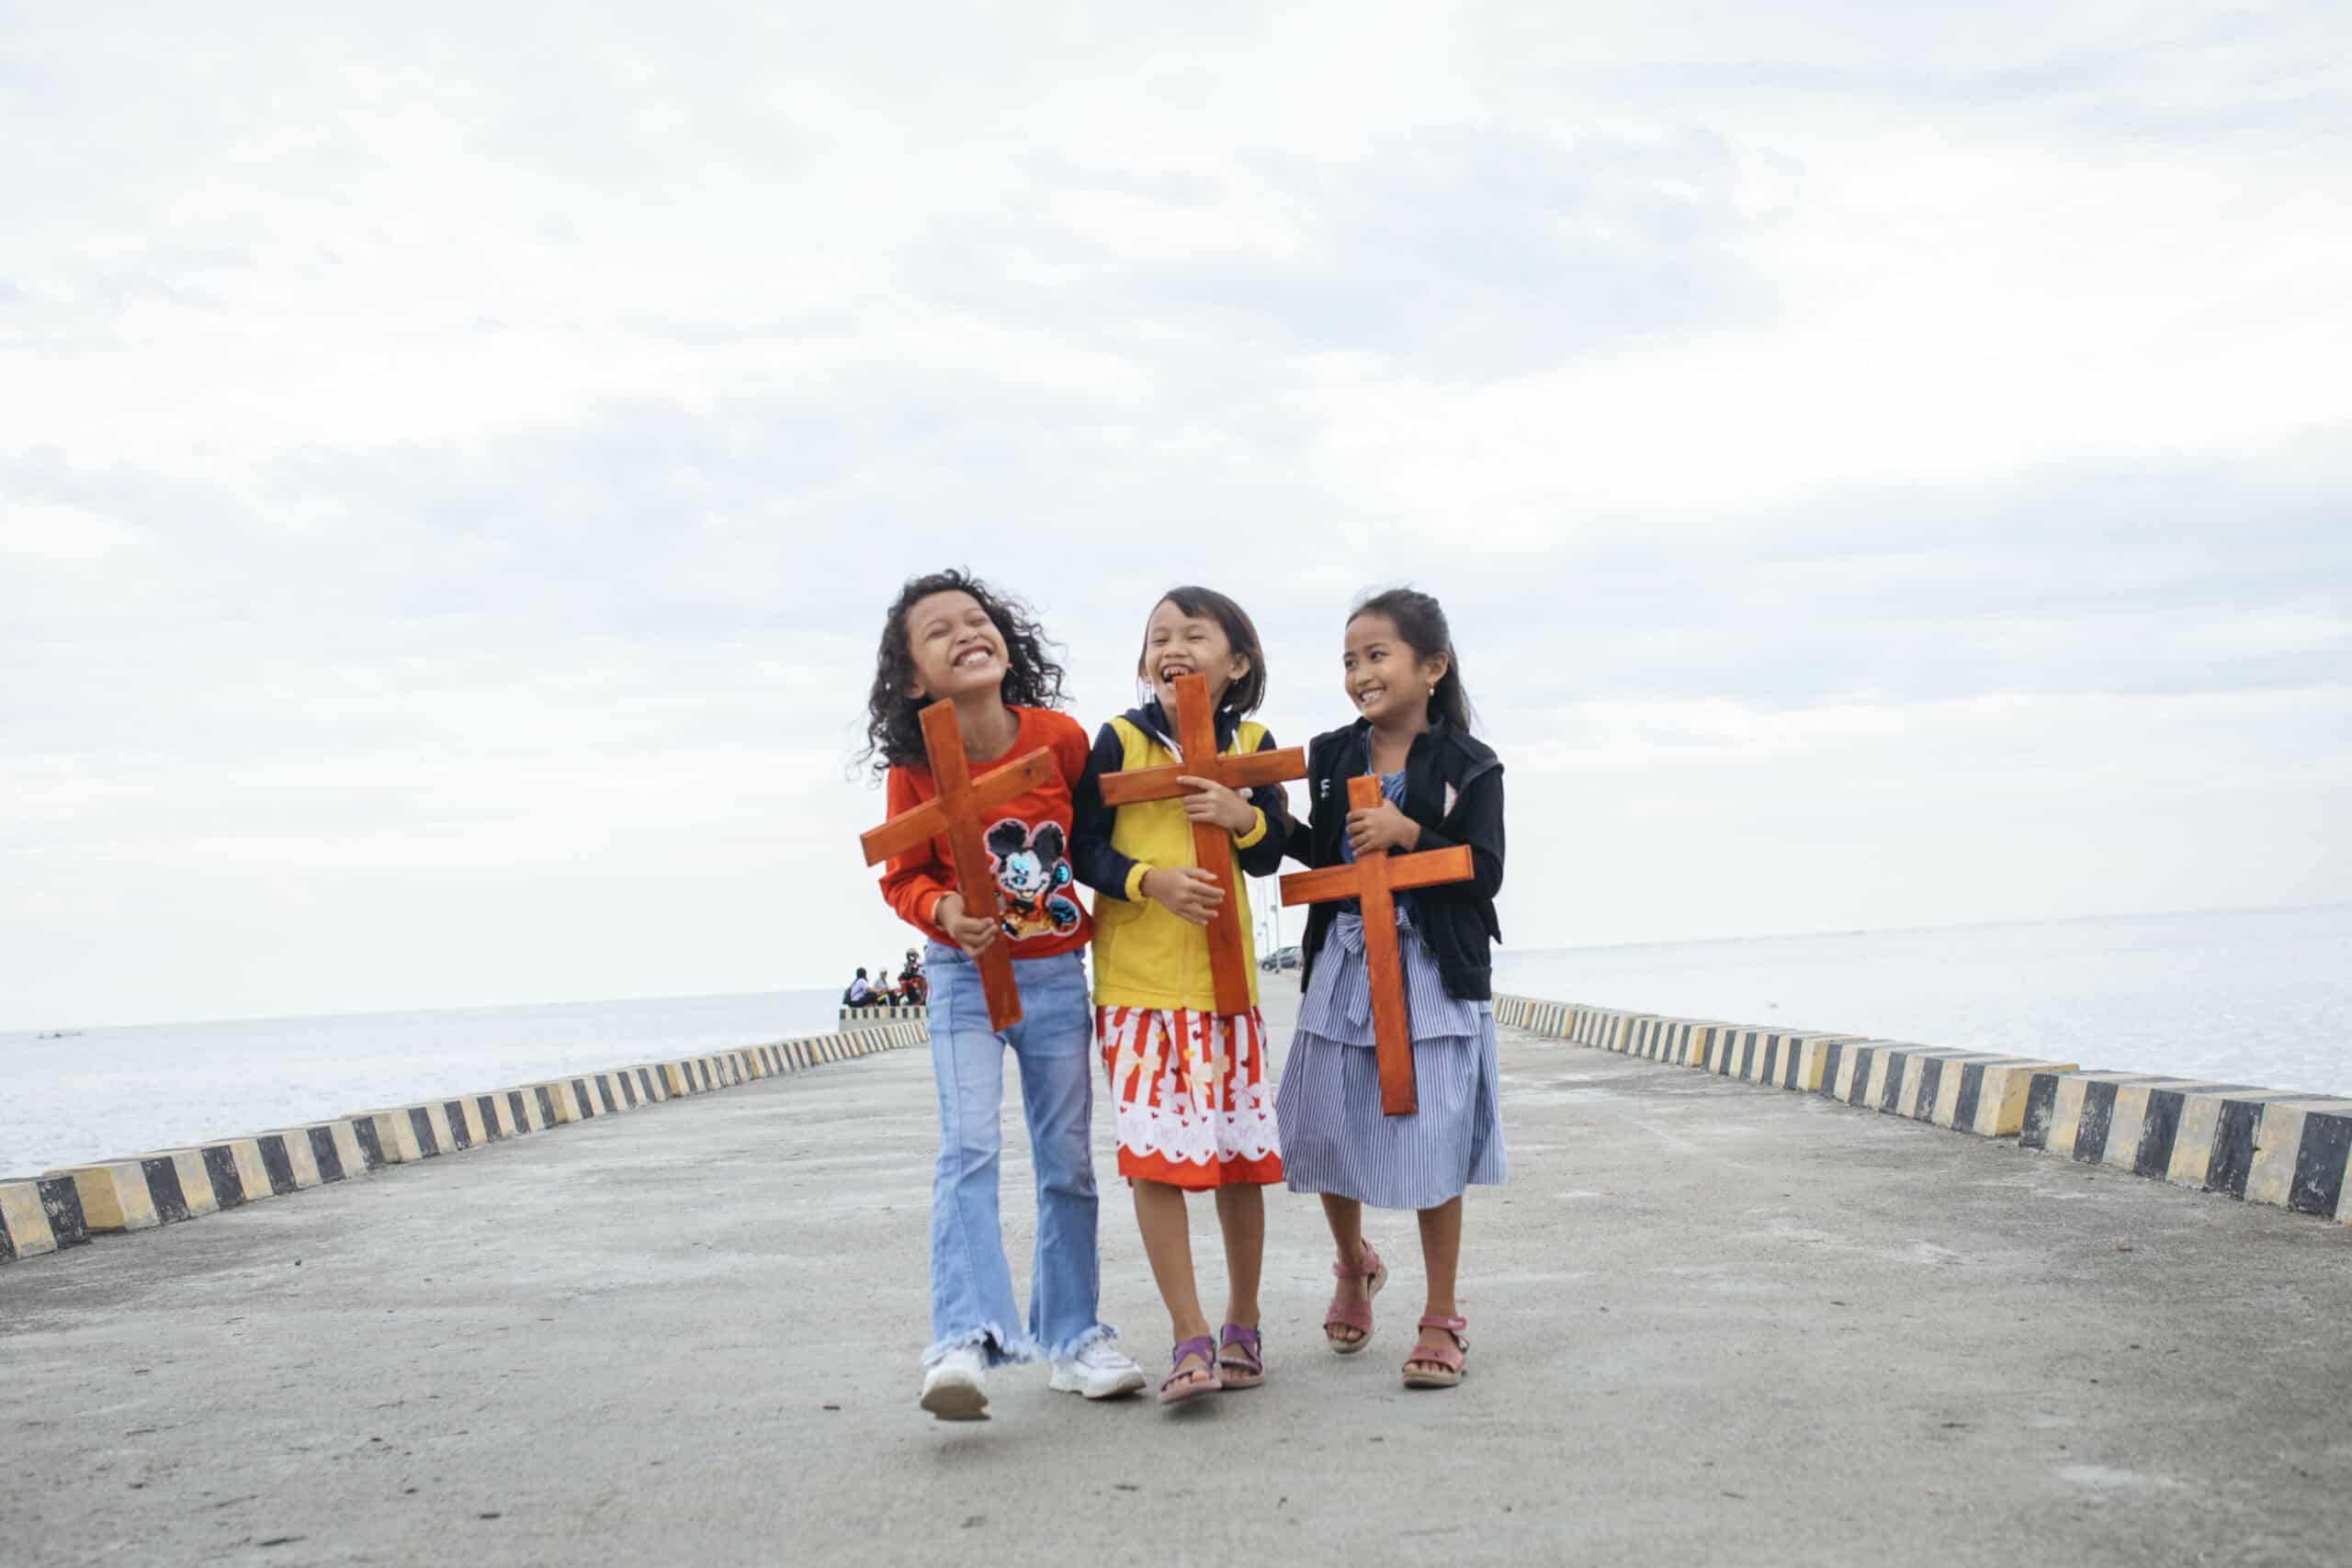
[920,1347,989,1420]
[1048,1339,1147,1400]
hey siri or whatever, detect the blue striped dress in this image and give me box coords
[1273,771,1507,1211]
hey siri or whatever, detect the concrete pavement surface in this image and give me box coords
[5,990,2348,1566]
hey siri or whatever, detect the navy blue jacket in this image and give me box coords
[1285,716,1505,1000]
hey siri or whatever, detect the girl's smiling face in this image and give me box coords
[1141,596,1250,713]
[1344,611,1449,726]
[905,590,1009,701]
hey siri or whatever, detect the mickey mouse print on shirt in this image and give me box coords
[987,818,1083,942]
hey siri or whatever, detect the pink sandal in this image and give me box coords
[1160,1336,1222,1404]
[1323,1241,1387,1355]
[1403,1314,1468,1389]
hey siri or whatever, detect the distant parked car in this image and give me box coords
[1259,944,1302,973]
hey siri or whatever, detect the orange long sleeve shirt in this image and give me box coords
[877,705,1094,960]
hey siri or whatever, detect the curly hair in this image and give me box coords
[861,569,1069,777]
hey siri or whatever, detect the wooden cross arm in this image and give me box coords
[1278,844,1476,907]
[1097,746,1307,807]
[1278,863,1361,907]
[1384,844,1475,891]
[857,748,1057,866]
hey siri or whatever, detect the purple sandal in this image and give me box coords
[1216,1323,1265,1390]
[1160,1336,1222,1404]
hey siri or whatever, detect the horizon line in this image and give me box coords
[7,896,2345,1037]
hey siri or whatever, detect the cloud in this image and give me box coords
[3,0,2348,1026]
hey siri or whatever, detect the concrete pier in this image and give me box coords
[3,993,2347,1565]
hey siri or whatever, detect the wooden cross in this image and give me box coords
[1097,673,1306,1015]
[859,699,1057,1032]
[1279,775,1476,1116]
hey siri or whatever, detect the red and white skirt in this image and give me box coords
[1096,1005,1283,1190]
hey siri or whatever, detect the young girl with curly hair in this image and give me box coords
[865,569,1146,1420]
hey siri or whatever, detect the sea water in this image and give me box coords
[5,905,2346,1178]
[1495,903,2349,1100]
[2,988,841,1178]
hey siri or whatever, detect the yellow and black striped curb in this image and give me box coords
[2019,1074,2352,1224]
[1,1020,929,1267]
[1494,993,2348,1229]
[841,1004,928,1026]
[0,1177,90,1266]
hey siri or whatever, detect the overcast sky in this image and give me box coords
[5,2,2347,1029]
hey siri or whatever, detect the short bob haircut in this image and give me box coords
[1138,585,1268,716]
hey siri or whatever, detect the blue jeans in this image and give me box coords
[922,942,1111,1367]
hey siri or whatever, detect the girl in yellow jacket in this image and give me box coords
[1072,586,1292,1404]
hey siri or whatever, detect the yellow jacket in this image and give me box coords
[1082,707,1293,1013]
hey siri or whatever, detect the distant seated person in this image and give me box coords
[898,965,927,1007]
[844,967,878,1009]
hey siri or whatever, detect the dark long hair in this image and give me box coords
[1350,587,1475,734]
[861,570,1068,777]
[1140,585,1269,716]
